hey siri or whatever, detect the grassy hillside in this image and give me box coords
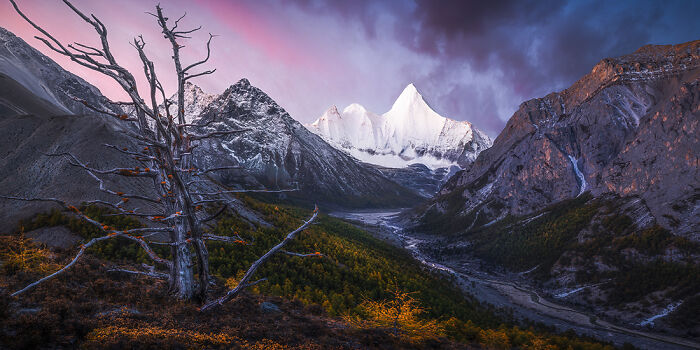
[2,197,617,349]
[431,194,700,335]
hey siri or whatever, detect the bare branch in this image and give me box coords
[202,233,246,244]
[173,26,202,38]
[108,266,168,279]
[68,42,103,57]
[176,118,220,129]
[242,278,267,288]
[199,204,227,223]
[172,12,187,31]
[200,206,319,311]
[183,33,214,73]
[85,200,163,217]
[121,234,173,266]
[186,166,243,176]
[66,94,135,121]
[11,232,117,296]
[183,69,216,81]
[107,101,136,106]
[281,251,324,258]
[102,144,157,161]
[42,152,164,205]
[45,152,155,178]
[191,187,299,196]
[0,195,172,269]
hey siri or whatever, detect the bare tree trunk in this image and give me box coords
[193,239,211,299]
[173,224,196,299]
[6,0,322,310]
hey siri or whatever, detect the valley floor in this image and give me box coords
[330,210,700,350]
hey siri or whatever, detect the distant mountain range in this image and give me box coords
[305,83,492,169]
[178,79,421,207]
[0,26,421,227]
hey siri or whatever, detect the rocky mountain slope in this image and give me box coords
[0,26,420,224]
[306,83,492,169]
[0,27,144,231]
[370,163,461,198]
[417,40,699,239]
[409,40,700,336]
[188,79,421,208]
[0,27,119,116]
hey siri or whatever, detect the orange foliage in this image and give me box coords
[0,231,59,274]
[85,324,239,347]
[344,285,443,342]
[479,329,511,350]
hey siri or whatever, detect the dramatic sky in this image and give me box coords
[2,0,699,136]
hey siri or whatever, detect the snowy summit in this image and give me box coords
[305,83,491,169]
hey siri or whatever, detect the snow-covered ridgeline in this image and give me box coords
[306,83,491,169]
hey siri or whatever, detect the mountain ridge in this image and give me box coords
[416,39,699,238]
[0,26,121,116]
[305,83,492,169]
[183,78,423,208]
[0,25,421,232]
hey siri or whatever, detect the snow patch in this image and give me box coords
[568,155,587,196]
[555,286,587,298]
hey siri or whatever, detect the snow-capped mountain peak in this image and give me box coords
[164,82,217,123]
[389,83,422,112]
[305,83,492,169]
[314,105,341,123]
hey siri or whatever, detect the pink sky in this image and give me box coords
[2,0,698,137]
[1,0,398,125]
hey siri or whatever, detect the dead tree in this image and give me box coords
[4,0,320,308]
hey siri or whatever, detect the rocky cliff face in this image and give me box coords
[189,79,422,208]
[418,40,699,238]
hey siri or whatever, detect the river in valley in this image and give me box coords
[329,209,700,350]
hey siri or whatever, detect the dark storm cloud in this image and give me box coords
[398,0,681,100]
[291,0,700,136]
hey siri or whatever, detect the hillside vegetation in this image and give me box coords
[430,194,700,335]
[1,197,618,349]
